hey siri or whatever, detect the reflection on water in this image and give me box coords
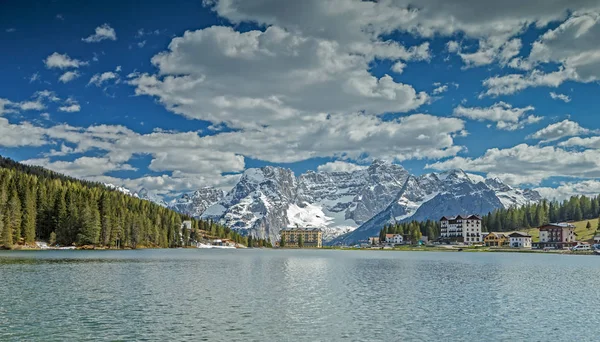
[1,249,599,341]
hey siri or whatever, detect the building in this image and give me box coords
[440,215,482,244]
[280,228,323,248]
[368,237,380,245]
[385,234,404,245]
[484,232,508,247]
[594,235,600,244]
[534,223,577,249]
[508,232,532,248]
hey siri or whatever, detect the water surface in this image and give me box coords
[1,249,598,341]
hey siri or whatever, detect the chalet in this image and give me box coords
[508,232,532,248]
[385,234,404,245]
[484,232,509,247]
[533,223,577,249]
[440,215,482,244]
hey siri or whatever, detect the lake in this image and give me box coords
[1,249,599,341]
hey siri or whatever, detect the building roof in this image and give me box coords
[538,222,576,230]
[485,232,507,238]
[280,227,323,232]
[440,214,482,221]
[508,232,532,238]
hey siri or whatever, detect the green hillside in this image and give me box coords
[524,219,599,242]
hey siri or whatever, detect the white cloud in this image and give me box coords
[528,119,591,143]
[536,180,600,201]
[56,14,64,20]
[29,72,40,83]
[59,71,80,83]
[137,40,146,48]
[0,118,47,147]
[427,143,600,186]
[391,61,406,73]
[432,85,448,94]
[132,25,428,131]
[23,157,134,178]
[44,52,88,69]
[317,161,367,173]
[88,71,120,87]
[550,92,571,102]
[482,68,574,97]
[6,28,16,33]
[453,102,541,131]
[82,23,117,43]
[58,104,81,113]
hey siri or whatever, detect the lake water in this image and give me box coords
[1,249,599,341]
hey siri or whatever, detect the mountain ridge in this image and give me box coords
[109,160,541,245]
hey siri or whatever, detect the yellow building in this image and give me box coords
[280,228,323,248]
[484,232,509,247]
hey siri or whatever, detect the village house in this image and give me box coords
[484,232,509,247]
[533,223,577,249]
[440,215,482,244]
[385,234,404,245]
[280,228,323,248]
[368,237,380,245]
[508,232,532,248]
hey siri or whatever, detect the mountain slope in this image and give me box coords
[329,170,540,245]
[167,161,540,245]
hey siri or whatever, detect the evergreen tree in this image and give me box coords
[298,233,304,248]
[8,189,22,243]
[280,234,285,247]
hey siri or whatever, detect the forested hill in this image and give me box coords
[0,156,264,249]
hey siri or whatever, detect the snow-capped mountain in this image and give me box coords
[136,160,540,245]
[136,188,168,207]
[168,187,226,217]
[329,170,541,245]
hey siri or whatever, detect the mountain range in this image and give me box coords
[115,160,541,245]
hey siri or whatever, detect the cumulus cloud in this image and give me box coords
[482,68,574,97]
[427,143,600,186]
[44,52,88,69]
[82,23,117,43]
[317,161,368,173]
[88,71,120,87]
[58,102,81,113]
[528,119,591,143]
[453,102,541,131]
[59,71,80,83]
[23,157,135,178]
[550,92,571,102]
[536,180,600,201]
[0,118,47,147]
[432,85,448,95]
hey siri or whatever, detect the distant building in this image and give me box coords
[508,232,532,248]
[386,234,404,245]
[368,237,380,245]
[594,235,600,244]
[280,228,323,248]
[534,223,577,249]
[484,232,509,247]
[440,215,482,244]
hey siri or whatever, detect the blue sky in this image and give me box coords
[2,0,600,200]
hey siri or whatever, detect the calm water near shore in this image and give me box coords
[1,249,599,341]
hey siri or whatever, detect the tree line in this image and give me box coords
[379,220,439,243]
[482,195,600,232]
[0,156,269,249]
[377,195,600,242]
